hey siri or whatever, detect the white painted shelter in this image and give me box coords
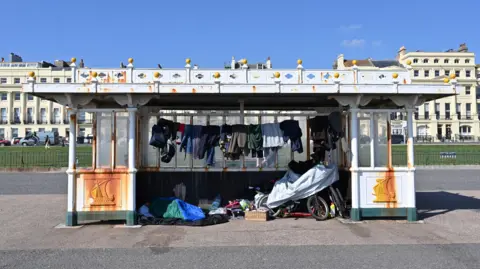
[22,57,460,226]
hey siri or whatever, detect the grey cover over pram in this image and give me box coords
[266,164,339,209]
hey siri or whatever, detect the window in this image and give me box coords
[446,124,452,139]
[444,59,449,64]
[413,59,418,63]
[424,70,429,77]
[14,93,20,101]
[38,128,45,133]
[40,108,47,123]
[14,108,20,123]
[434,59,439,64]
[456,103,461,119]
[0,92,7,101]
[465,59,470,64]
[434,70,440,77]
[466,70,471,77]
[27,108,33,123]
[424,103,429,119]
[459,126,471,134]
[414,70,419,77]
[25,128,32,136]
[445,103,451,119]
[437,124,443,137]
[53,78,60,83]
[27,94,34,101]
[66,78,72,83]
[423,59,429,63]
[455,70,460,77]
[0,78,6,84]
[78,112,86,123]
[466,103,471,119]
[53,108,60,123]
[12,128,18,138]
[454,59,459,64]
[40,78,47,83]
[14,78,20,84]
[0,128,4,139]
[97,112,113,168]
[52,128,58,133]
[445,70,450,76]
[0,108,7,123]
[466,86,471,95]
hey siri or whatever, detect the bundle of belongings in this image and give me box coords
[149,117,305,167]
[138,197,229,226]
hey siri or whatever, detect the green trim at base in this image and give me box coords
[77,211,128,222]
[407,207,418,222]
[126,211,137,226]
[66,212,78,226]
[359,207,417,221]
[350,208,361,221]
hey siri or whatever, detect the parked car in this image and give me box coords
[20,131,60,146]
[0,138,11,146]
[12,137,22,145]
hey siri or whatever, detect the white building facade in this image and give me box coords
[0,54,92,140]
[335,44,479,142]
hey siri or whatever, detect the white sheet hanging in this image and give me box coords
[266,164,339,209]
[261,123,284,148]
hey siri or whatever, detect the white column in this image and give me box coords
[406,108,416,206]
[127,107,137,225]
[66,110,77,226]
[350,107,360,220]
[369,114,375,168]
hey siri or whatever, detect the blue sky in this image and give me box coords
[1,0,478,68]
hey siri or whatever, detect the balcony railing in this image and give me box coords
[0,119,7,124]
[51,120,63,124]
[77,119,93,124]
[38,120,48,124]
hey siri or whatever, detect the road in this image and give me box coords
[1,168,479,195]
[0,168,479,269]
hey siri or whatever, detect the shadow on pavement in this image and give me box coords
[416,191,480,220]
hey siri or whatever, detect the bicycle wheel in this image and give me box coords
[330,186,346,218]
[257,195,282,217]
[307,194,329,221]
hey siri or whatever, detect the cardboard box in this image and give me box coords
[244,210,269,221]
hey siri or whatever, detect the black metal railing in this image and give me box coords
[0,151,92,168]
[392,151,480,166]
[1,149,480,168]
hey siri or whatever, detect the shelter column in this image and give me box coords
[350,107,360,221]
[406,108,417,221]
[66,110,77,226]
[126,107,137,226]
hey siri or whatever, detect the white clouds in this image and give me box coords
[339,24,363,31]
[372,40,383,46]
[341,39,366,48]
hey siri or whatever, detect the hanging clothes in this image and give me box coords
[197,125,220,160]
[308,116,330,152]
[228,124,247,159]
[261,123,284,148]
[279,120,303,153]
[219,124,232,157]
[261,123,283,168]
[180,124,203,158]
[247,124,263,158]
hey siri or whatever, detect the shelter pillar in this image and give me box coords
[406,108,417,221]
[126,107,137,225]
[349,107,360,221]
[66,110,77,226]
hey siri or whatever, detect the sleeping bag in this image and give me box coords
[150,197,206,221]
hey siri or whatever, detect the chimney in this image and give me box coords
[458,43,468,52]
[1,58,4,63]
[336,54,345,69]
[79,59,85,68]
[9,53,23,63]
[396,46,406,60]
